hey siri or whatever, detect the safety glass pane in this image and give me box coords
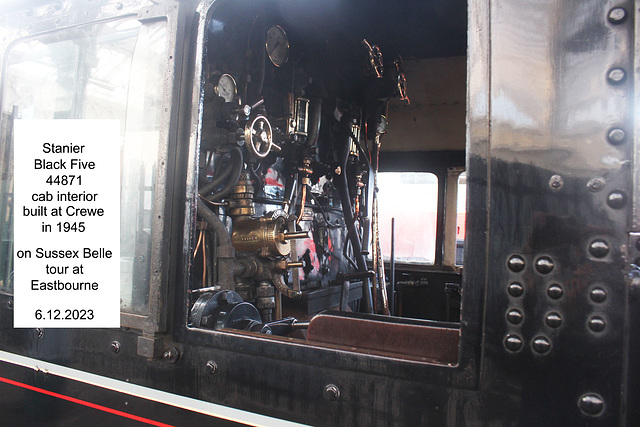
[0,17,167,315]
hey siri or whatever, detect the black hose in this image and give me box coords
[200,147,244,201]
[199,152,234,193]
[335,120,373,313]
[197,198,235,289]
[196,198,231,247]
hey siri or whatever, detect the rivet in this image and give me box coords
[535,256,554,274]
[549,175,563,190]
[7,300,12,310]
[590,287,607,303]
[545,312,563,328]
[206,360,218,375]
[110,341,121,354]
[606,190,627,209]
[587,177,605,192]
[508,282,524,297]
[607,128,626,145]
[507,255,525,273]
[532,336,551,354]
[578,393,605,416]
[504,334,523,352]
[589,239,610,258]
[608,7,627,24]
[607,68,626,85]
[324,384,341,401]
[36,328,44,339]
[547,284,564,299]
[588,315,606,332]
[506,308,524,325]
[116,2,124,10]
[162,347,180,364]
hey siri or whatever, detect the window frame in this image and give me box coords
[0,2,184,339]
[174,0,482,391]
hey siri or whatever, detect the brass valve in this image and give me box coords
[232,210,291,257]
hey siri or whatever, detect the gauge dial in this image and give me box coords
[215,74,237,103]
[266,25,289,67]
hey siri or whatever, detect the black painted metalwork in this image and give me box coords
[0,0,637,425]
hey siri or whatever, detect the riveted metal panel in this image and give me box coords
[479,0,633,424]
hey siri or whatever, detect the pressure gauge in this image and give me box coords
[215,74,237,103]
[266,25,289,67]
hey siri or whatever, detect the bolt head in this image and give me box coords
[545,312,562,328]
[504,334,523,352]
[532,336,551,354]
[535,256,554,274]
[607,68,626,84]
[606,191,627,209]
[506,309,523,325]
[547,284,564,300]
[589,239,610,258]
[507,255,526,272]
[608,7,627,24]
[206,360,218,375]
[587,177,605,192]
[549,175,563,190]
[579,393,605,416]
[588,316,606,332]
[323,384,340,401]
[607,128,626,145]
[590,287,607,303]
[507,282,524,297]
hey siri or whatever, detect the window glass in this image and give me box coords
[377,172,438,264]
[0,18,167,315]
[455,172,466,265]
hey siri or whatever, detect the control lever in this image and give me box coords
[338,270,375,311]
[362,39,383,78]
[253,317,298,335]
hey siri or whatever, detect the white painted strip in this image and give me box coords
[0,350,310,427]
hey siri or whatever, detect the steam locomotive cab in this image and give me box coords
[0,0,637,425]
[182,0,466,362]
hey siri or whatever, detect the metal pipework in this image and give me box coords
[278,231,309,241]
[232,211,292,257]
[227,172,255,218]
[270,258,303,299]
[196,198,235,290]
[229,173,308,257]
[335,116,373,313]
[285,261,304,269]
[272,273,302,299]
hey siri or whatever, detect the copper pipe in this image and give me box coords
[275,291,282,320]
[202,231,207,287]
[297,184,307,224]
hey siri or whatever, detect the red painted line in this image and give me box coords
[0,375,175,427]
